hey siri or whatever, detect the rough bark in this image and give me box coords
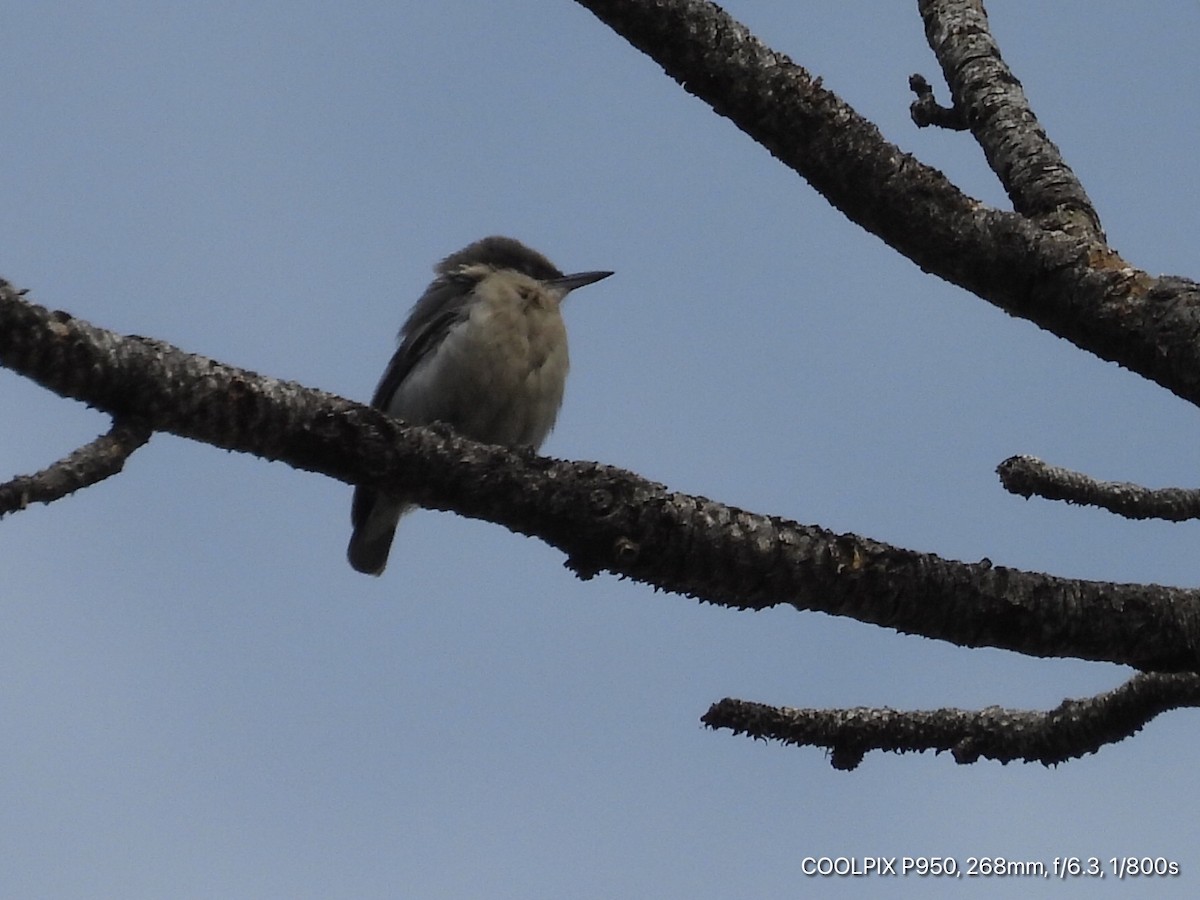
[4,285,1200,678]
[6,1,1200,766]
[572,0,1200,409]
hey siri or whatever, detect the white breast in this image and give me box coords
[387,272,570,449]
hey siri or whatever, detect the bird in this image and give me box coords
[347,235,613,575]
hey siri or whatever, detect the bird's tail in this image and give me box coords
[347,491,411,576]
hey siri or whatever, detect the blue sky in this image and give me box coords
[4,2,1200,897]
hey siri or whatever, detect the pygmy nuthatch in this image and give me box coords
[347,235,613,575]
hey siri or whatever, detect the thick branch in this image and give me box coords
[998,455,1200,522]
[0,416,152,516]
[916,0,1103,239]
[571,0,1200,409]
[703,673,1200,769]
[5,285,1200,671]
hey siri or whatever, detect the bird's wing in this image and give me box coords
[369,274,475,411]
[351,274,476,533]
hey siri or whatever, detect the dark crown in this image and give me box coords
[435,236,564,282]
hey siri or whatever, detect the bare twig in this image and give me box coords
[570,1,1200,412]
[915,0,1103,239]
[908,73,967,130]
[0,416,152,517]
[703,673,1200,769]
[997,455,1200,522]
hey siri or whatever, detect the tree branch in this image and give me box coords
[908,72,967,131]
[4,284,1200,671]
[997,455,1200,522]
[7,4,1200,768]
[0,415,152,517]
[702,672,1200,769]
[916,0,1103,239]
[571,0,1200,410]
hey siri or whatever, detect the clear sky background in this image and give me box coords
[4,2,1200,898]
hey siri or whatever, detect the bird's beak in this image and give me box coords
[546,270,613,301]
